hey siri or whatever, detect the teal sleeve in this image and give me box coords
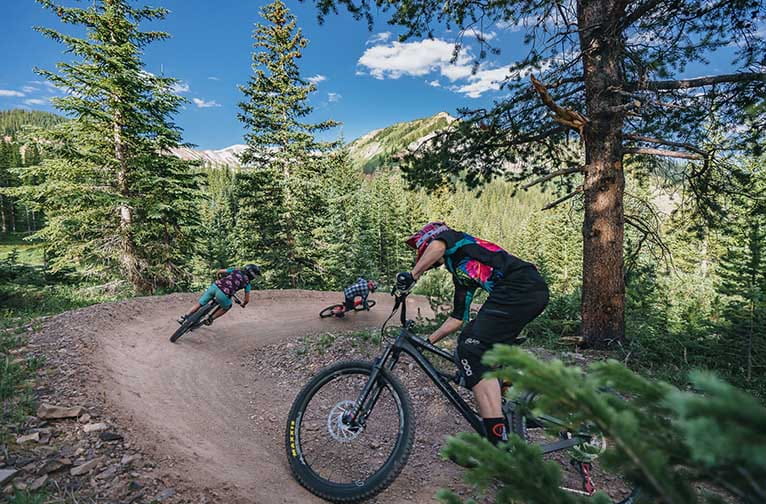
[245,283,252,293]
[226,267,235,273]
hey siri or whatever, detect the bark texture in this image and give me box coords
[578,0,627,347]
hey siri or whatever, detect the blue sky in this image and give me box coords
[0,1,757,150]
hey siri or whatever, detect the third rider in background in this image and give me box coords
[396,222,549,446]
[333,277,378,317]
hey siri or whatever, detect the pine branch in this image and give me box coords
[619,0,666,29]
[530,75,589,135]
[624,147,704,160]
[521,166,583,190]
[624,134,706,156]
[627,72,766,91]
[542,185,582,211]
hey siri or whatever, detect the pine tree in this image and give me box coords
[316,148,363,288]
[13,0,198,292]
[191,166,237,288]
[236,0,339,288]
[716,159,766,383]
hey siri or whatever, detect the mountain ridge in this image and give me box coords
[171,112,456,170]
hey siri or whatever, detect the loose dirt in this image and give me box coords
[23,289,623,503]
[30,290,452,503]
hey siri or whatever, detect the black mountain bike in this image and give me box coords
[170,293,243,343]
[319,299,377,318]
[285,291,640,503]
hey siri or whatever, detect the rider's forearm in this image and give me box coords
[428,316,463,344]
[412,240,446,280]
[244,292,251,304]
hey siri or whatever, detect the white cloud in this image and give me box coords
[359,36,551,98]
[171,81,190,93]
[462,28,496,41]
[327,92,342,102]
[453,60,550,98]
[308,74,327,85]
[192,98,221,108]
[24,98,46,105]
[453,66,513,98]
[22,86,39,93]
[366,32,392,45]
[358,38,470,80]
[207,76,220,81]
[0,89,25,97]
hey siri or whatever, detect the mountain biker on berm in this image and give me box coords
[332,277,378,317]
[397,222,549,445]
[178,264,261,327]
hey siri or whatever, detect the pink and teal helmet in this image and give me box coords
[405,222,450,263]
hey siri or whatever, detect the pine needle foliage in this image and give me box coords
[235,0,340,288]
[11,0,198,293]
[440,346,766,504]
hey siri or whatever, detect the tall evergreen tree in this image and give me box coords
[14,0,198,292]
[235,0,340,288]
[191,166,238,287]
[716,159,766,382]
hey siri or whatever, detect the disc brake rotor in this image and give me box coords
[572,433,607,462]
[327,400,363,443]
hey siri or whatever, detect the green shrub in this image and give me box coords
[439,347,766,503]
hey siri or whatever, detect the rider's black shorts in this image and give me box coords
[456,266,549,389]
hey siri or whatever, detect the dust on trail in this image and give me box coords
[83,289,438,503]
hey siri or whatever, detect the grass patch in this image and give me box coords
[0,242,44,266]
[0,282,131,320]
[8,490,47,504]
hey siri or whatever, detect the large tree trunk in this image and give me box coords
[578,0,626,348]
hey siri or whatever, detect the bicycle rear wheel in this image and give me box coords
[508,393,640,503]
[285,360,414,502]
[353,299,376,311]
[319,304,345,318]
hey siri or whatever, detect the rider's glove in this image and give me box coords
[395,272,415,293]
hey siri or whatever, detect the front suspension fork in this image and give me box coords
[345,350,401,427]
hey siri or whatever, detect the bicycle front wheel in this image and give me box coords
[320,304,345,318]
[285,360,414,503]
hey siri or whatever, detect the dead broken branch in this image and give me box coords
[530,75,589,136]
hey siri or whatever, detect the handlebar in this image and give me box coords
[390,288,414,329]
[232,294,245,308]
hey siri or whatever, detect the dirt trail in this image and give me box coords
[86,290,433,503]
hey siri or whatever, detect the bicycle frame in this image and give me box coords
[347,292,591,453]
[348,293,485,435]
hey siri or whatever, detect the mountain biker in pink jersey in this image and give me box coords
[397,222,549,445]
[178,264,261,326]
